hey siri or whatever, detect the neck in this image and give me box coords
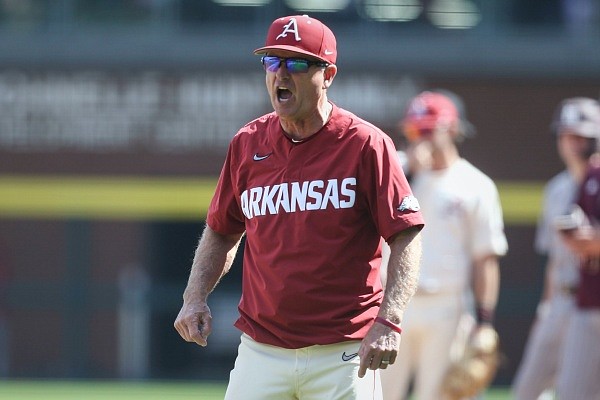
[567,159,591,183]
[430,145,460,170]
[281,101,332,142]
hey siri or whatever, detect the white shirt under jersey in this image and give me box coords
[535,170,580,292]
[411,158,508,294]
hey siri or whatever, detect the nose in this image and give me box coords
[275,61,290,77]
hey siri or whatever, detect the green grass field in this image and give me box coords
[0,380,226,400]
[0,380,512,399]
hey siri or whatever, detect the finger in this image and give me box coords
[177,321,197,343]
[358,356,371,378]
[369,355,383,371]
[174,316,192,342]
[370,350,396,369]
[188,318,209,347]
[174,320,188,341]
[189,329,207,346]
[388,350,398,365]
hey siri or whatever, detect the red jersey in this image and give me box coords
[207,103,424,348]
[576,163,600,309]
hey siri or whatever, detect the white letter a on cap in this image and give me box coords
[276,18,301,42]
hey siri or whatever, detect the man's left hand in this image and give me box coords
[357,322,401,378]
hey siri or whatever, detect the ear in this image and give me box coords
[322,64,337,89]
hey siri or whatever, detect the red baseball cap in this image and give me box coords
[401,91,460,141]
[254,15,337,64]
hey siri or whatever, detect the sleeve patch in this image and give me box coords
[397,195,421,212]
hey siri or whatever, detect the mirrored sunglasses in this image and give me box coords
[261,56,329,74]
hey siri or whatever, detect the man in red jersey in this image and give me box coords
[174,15,424,400]
[555,99,600,400]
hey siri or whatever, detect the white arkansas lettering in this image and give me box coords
[240,177,356,219]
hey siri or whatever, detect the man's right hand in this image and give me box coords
[174,301,212,347]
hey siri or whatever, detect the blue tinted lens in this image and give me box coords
[284,59,310,73]
[261,56,313,73]
[262,56,281,72]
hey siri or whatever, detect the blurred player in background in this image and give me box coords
[556,99,600,400]
[380,90,508,400]
[512,97,600,400]
[174,15,424,400]
[0,242,9,378]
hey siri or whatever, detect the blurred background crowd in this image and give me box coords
[0,0,599,390]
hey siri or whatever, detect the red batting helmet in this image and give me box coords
[401,91,473,142]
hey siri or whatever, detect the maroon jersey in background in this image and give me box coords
[576,163,600,309]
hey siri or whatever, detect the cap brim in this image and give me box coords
[554,122,600,138]
[254,45,330,64]
[402,118,437,132]
[461,120,476,137]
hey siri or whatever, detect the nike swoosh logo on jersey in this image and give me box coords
[324,49,334,55]
[341,352,359,362]
[253,152,272,161]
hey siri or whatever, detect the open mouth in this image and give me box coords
[277,87,293,102]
